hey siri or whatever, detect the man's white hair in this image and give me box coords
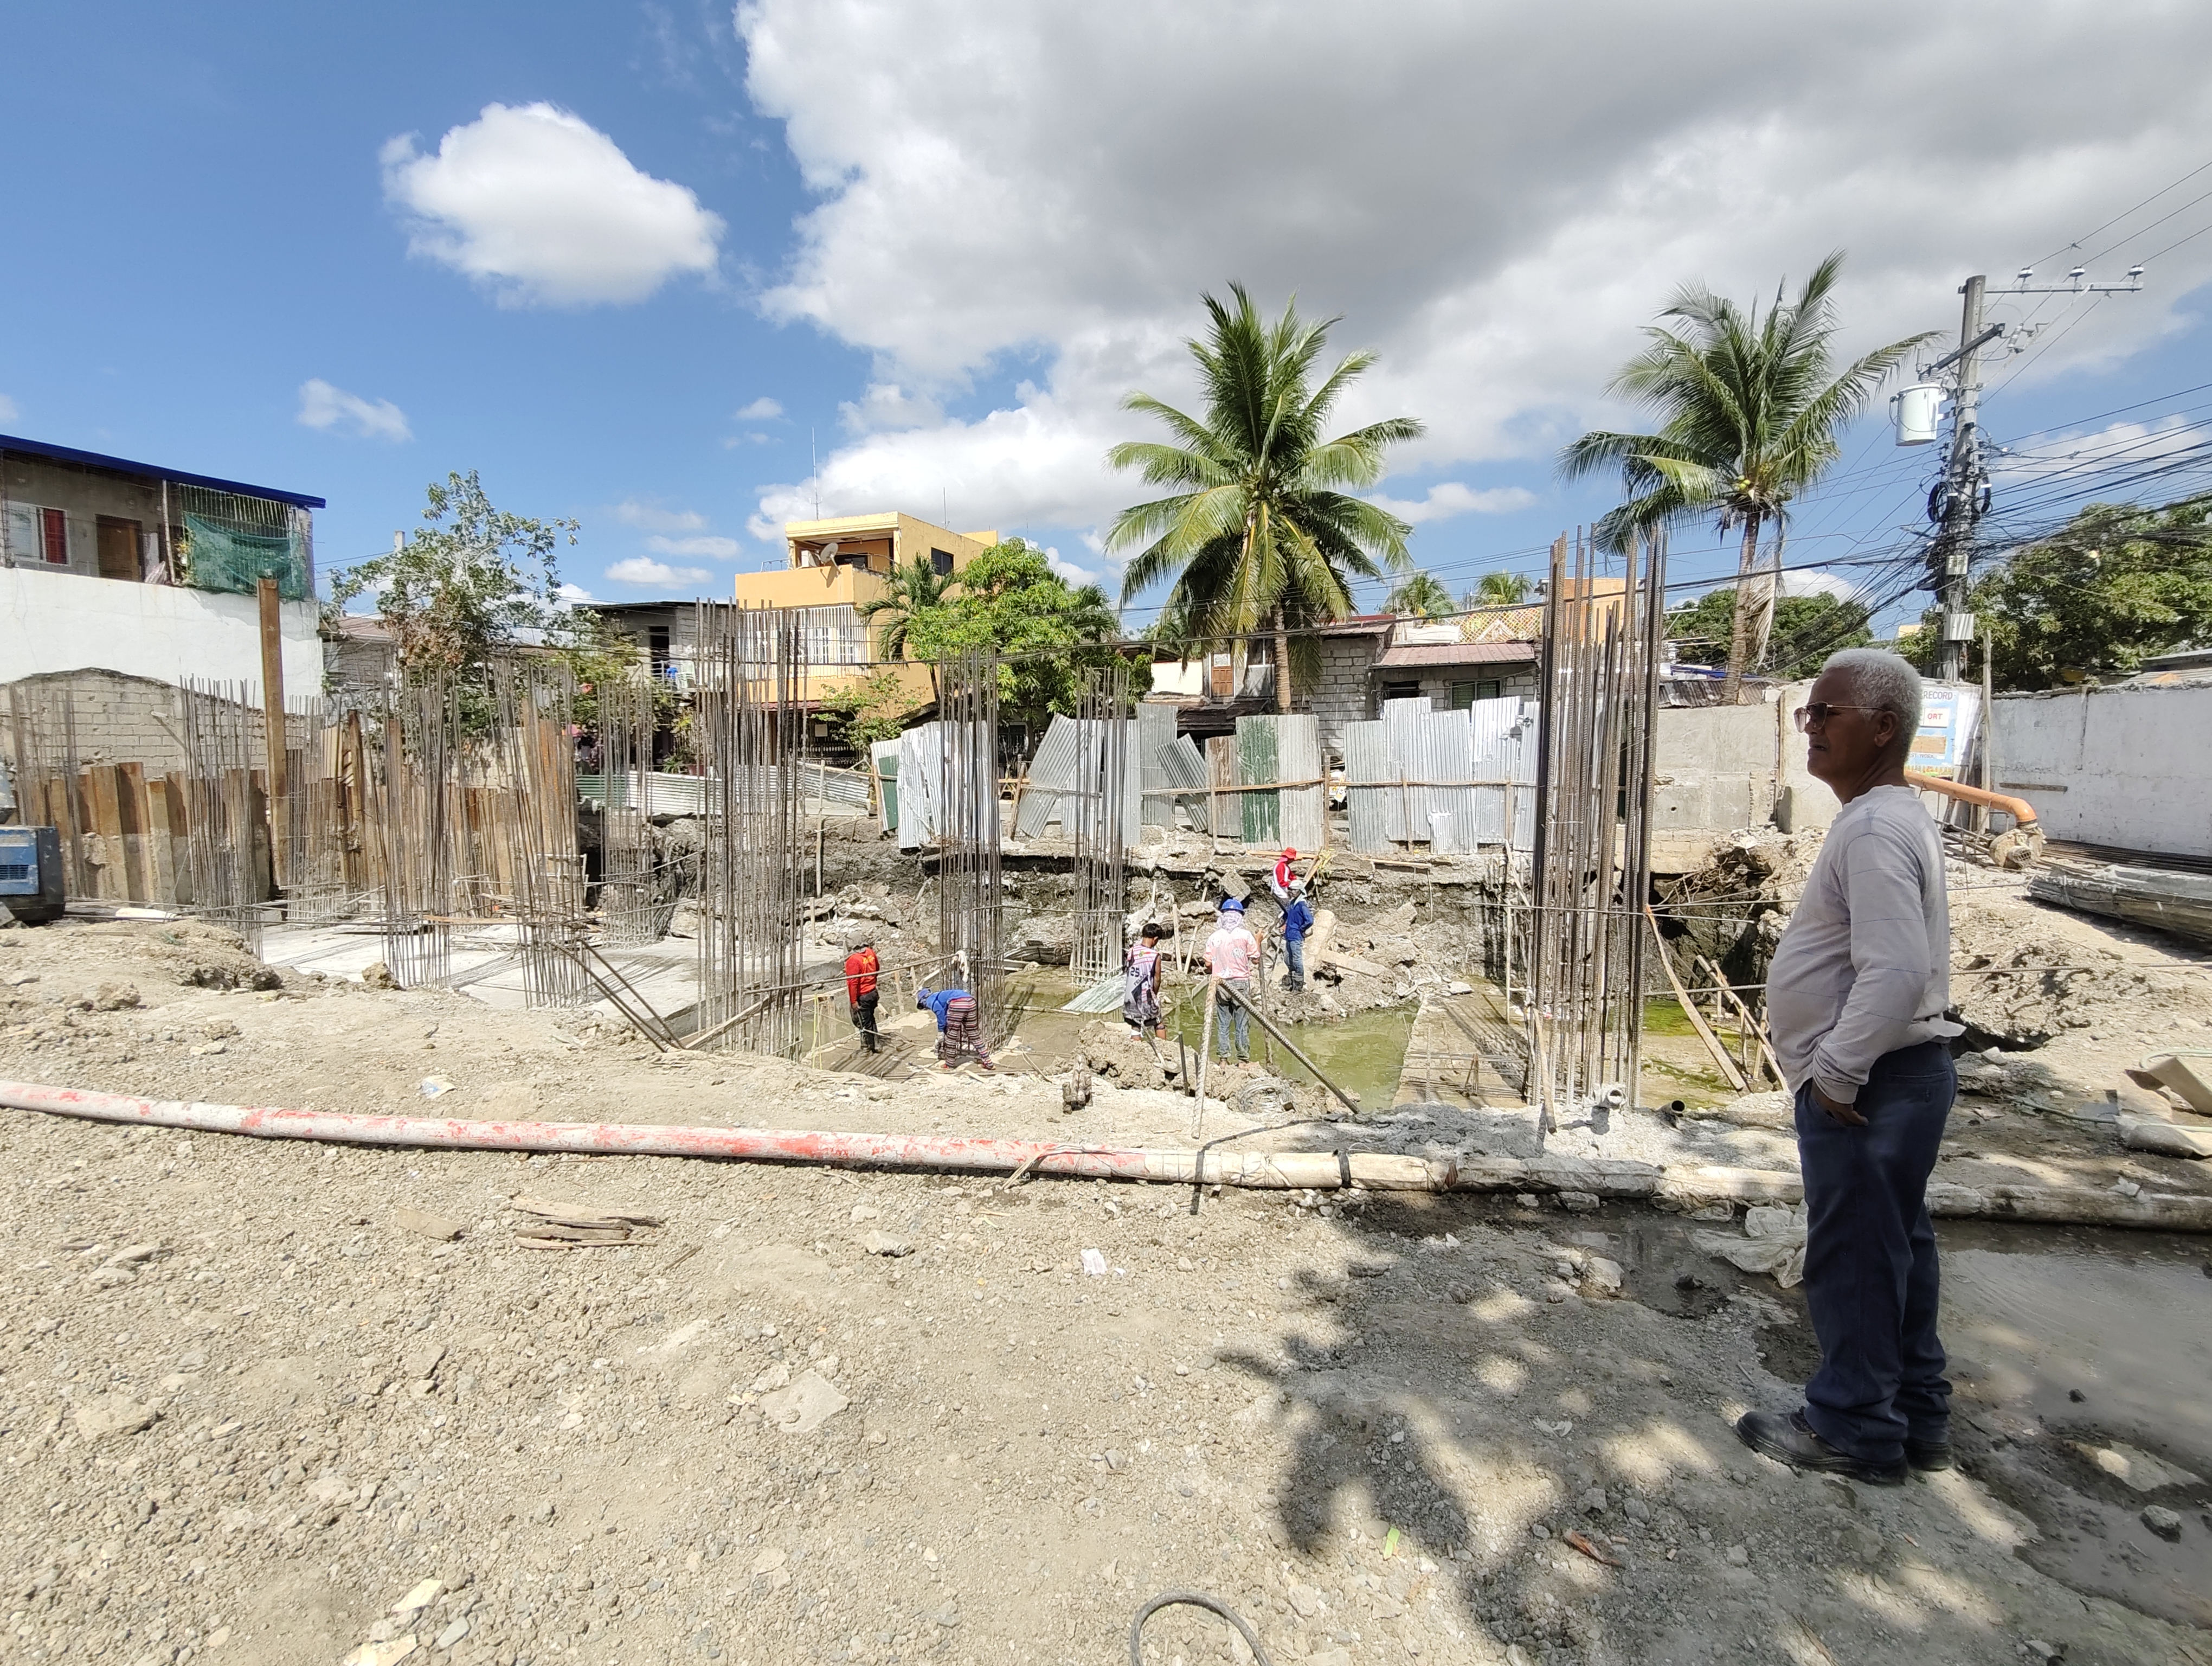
[1821,648,1923,742]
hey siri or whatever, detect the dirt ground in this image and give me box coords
[2,911,2209,1666]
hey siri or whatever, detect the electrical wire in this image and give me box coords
[2024,156,2212,269]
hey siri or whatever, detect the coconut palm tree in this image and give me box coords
[1559,252,1933,701]
[857,553,955,660]
[1107,285,1423,712]
[1386,571,1455,619]
[1463,571,1532,611]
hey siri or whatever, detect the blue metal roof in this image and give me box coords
[0,432,325,509]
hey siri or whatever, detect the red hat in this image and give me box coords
[1281,847,1297,858]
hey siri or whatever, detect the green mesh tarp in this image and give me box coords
[181,512,310,601]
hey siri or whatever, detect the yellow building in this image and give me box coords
[733,511,999,701]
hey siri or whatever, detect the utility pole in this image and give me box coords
[1931,274,1987,683]
[1906,262,2144,682]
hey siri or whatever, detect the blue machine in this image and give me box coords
[0,825,65,924]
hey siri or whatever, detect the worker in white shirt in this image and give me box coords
[1737,649,1962,1488]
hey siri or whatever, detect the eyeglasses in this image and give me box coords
[1791,703,1865,732]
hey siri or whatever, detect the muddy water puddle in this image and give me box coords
[998,969,1419,1109]
[1938,1222,2212,1627]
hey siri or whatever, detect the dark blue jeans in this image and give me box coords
[1794,1039,1956,1464]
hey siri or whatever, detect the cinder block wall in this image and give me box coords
[1,668,308,774]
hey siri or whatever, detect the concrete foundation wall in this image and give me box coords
[1992,684,2212,859]
[0,565,321,693]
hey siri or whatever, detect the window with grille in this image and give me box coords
[797,605,866,665]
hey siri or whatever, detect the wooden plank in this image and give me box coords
[257,575,288,888]
[145,779,179,904]
[86,765,125,900]
[1643,904,1746,1093]
[162,770,194,906]
[115,762,150,902]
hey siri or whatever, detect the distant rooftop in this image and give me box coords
[0,432,325,509]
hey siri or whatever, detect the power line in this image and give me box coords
[2025,156,2212,268]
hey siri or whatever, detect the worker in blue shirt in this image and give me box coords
[916,985,994,1071]
[1281,879,1315,992]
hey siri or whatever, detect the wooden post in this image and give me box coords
[116,762,150,902]
[257,575,288,891]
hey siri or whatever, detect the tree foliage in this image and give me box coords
[1559,253,1930,697]
[1386,571,1455,619]
[903,540,1131,726]
[1463,571,1532,611]
[855,554,955,663]
[1905,495,2212,688]
[1106,284,1422,710]
[818,669,921,757]
[1668,587,1873,680]
[326,470,581,685]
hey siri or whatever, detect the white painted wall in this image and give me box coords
[0,566,321,694]
[1992,684,2212,860]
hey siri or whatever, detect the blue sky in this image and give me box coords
[5,2,2211,635]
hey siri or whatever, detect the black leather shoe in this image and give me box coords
[1735,1410,1908,1486]
[1905,1435,1953,1472]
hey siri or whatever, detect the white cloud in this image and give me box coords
[736,396,783,419]
[1777,569,1859,601]
[610,499,708,532]
[606,556,715,587]
[1043,546,1097,586]
[382,102,723,306]
[647,533,744,558]
[839,382,944,434]
[1368,482,1538,524]
[0,393,18,424]
[736,0,2212,540]
[556,580,595,606]
[296,378,411,442]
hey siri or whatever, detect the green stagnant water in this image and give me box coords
[1001,969,1418,1109]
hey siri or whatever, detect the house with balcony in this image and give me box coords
[732,511,1000,703]
[1,432,325,696]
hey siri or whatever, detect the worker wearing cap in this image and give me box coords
[916,984,993,1072]
[1204,899,1259,1064]
[1267,847,1299,913]
[1281,880,1315,993]
[843,935,882,1054]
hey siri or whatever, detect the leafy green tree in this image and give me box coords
[818,669,922,757]
[1463,571,1532,611]
[1905,495,2212,688]
[1668,587,1872,680]
[1559,253,1931,701]
[1107,284,1423,712]
[326,470,580,685]
[1386,571,1455,619]
[904,539,1130,727]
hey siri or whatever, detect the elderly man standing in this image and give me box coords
[1738,648,1962,1488]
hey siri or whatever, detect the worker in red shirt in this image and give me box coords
[1268,847,1300,914]
[844,935,882,1054]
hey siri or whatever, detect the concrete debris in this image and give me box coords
[2140,1505,2184,1541]
[72,1393,156,1440]
[393,1206,463,1241]
[758,1368,850,1434]
[860,1229,912,1257]
[1694,1203,1808,1287]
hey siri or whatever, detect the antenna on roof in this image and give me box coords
[811,428,819,520]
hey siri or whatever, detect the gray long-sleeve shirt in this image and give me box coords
[1766,785,1962,1103]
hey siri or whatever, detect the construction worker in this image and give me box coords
[844,935,882,1053]
[1267,846,1300,913]
[1281,880,1315,993]
[916,984,994,1072]
[1123,921,1167,1037]
[1204,899,1259,1064]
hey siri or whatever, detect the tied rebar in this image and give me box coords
[594,668,666,946]
[937,654,1006,1046]
[1523,526,1667,1129]
[690,603,808,1058]
[1069,665,1133,985]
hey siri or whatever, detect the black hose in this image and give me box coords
[1128,1591,1274,1666]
